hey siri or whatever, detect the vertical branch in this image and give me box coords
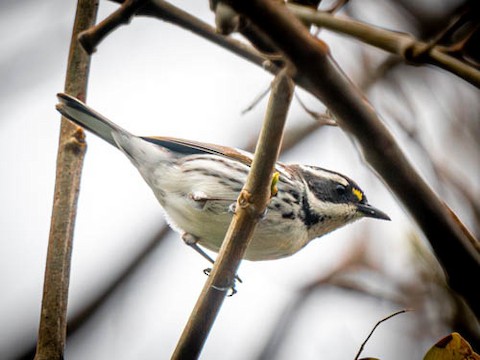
[34,1,98,359]
[172,70,294,359]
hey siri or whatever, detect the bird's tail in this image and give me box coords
[55,93,174,172]
[56,93,131,147]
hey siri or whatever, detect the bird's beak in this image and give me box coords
[356,203,391,221]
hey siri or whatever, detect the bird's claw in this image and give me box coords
[203,268,241,296]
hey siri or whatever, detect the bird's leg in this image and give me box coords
[182,232,243,292]
[182,232,216,264]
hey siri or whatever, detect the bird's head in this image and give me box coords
[296,165,390,238]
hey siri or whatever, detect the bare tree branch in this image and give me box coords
[354,309,409,359]
[172,70,294,359]
[34,1,98,359]
[287,3,480,89]
[102,0,281,75]
[226,0,480,317]
[79,0,148,54]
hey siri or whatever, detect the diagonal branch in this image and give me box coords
[172,69,294,359]
[287,3,480,89]
[227,0,480,317]
[34,1,98,359]
[354,310,409,359]
[100,0,280,74]
[79,0,148,54]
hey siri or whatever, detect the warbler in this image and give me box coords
[56,93,390,262]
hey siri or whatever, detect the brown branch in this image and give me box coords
[34,1,98,359]
[104,0,279,74]
[172,70,294,359]
[226,0,480,317]
[287,3,480,89]
[78,0,148,54]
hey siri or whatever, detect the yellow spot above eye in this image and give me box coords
[352,188,363,202]
[271,172,280,197]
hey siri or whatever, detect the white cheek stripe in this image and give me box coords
[307,195,357,221]
[299,165,349,186]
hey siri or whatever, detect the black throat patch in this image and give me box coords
[300,192,322,228]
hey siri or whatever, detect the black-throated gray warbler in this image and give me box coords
[56,93,390,261]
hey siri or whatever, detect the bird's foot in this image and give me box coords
[203,268,241,296]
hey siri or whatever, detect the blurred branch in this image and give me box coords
[357,55,402,92]
[66,225,171,332]
[226,0,480,317]
[256,240,406,360]
[437,166,480,238]
[34,1,98,360]
[287,3,480,89]
[19,226,171,360]
[172,70,294,359]
[386,104,480,247]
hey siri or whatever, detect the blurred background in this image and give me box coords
[0,0,478,359]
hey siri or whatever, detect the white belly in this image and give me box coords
[161,190,310,261]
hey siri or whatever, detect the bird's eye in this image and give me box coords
[335,184,347,195]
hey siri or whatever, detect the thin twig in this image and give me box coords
[354,309,409,360]
[172,69,294,359]
[34,1,98,359]
[294,92,337,126]
[241,84,271,115]
[287,3,480,88]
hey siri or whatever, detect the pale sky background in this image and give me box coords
[1,1,477,359]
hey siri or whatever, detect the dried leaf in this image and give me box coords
[424,332,480,360]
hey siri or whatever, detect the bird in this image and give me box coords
[56,93,390,263]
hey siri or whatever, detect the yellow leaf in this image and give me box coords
[424,332,480,360]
